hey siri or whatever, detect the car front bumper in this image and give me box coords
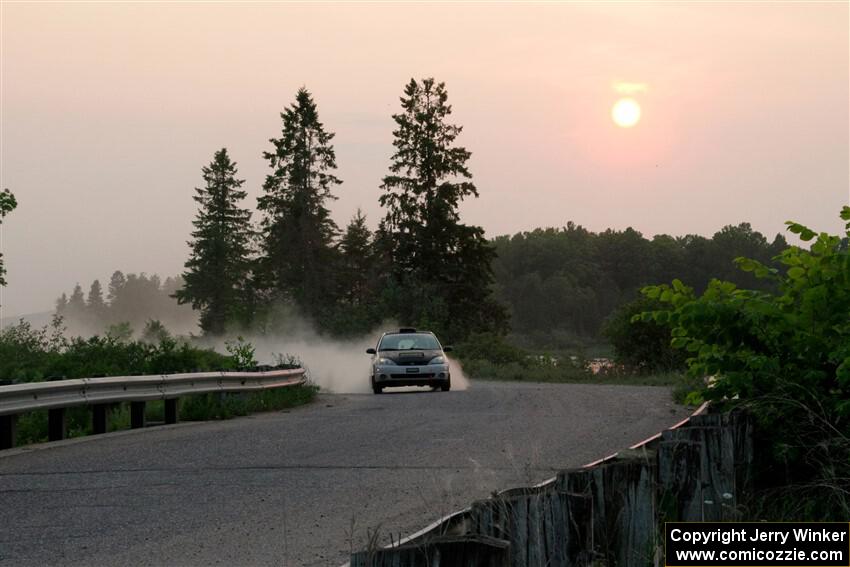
[372,364,450,386]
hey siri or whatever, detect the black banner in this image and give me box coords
[665,522,850,566]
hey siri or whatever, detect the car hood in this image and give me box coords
[377,349,442,364]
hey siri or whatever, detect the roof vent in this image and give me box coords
[398,327,417,333]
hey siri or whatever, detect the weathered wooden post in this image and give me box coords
[657,439,703,522]
[350,535,510,567]
[556,467,595,565]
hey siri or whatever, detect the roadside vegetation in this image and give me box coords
[0,317,318,447]
[638,207,850,521]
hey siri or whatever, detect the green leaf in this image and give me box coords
[787,266,805,279]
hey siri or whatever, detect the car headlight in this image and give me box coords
[377,357,394,365]
[428,356,445,365]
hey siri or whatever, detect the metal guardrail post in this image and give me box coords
[92,404,108,434]
[165,399,178,424]
[130,401,146,429]
[48,408,66,441]
[0,414,15,449]
[0,369,305,450]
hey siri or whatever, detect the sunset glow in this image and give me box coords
[612,98,641,128]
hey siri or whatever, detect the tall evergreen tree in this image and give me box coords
[379,78,506,341]
[338,209,374,307]
[87,279,106,320]
[257,88,341,322]
[66,283,86,323]
[0,188,17,290]
[107,271,126,305]
[176,148,254,335]
[55,293,68,316]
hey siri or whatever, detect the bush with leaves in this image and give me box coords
[602,295,686,373]
[0,317,238,382]
[638,207,850,519]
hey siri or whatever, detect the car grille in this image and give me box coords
[395,358,426,366]
[391,373,435,379]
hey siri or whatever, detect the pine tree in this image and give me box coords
[176,148,254,335]
[257,88,341,322]
[55,293,68,316]
[108,271,126,304]
[379,78,506,341]
[0,188,17,289]
[338,209,374,307]
[87,279,106,323]
[66,283,87,325]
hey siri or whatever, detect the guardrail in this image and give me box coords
[0,368,306,450]
[348,402,749,566]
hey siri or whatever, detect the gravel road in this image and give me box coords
[0,380,689,566]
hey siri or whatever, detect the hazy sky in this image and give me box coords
[1,2,848,318]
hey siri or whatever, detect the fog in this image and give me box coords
[2,2,847,318]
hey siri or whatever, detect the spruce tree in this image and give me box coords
[379,78,506,341]
[66,283,87,324]
[55,293,68,316]
[257,88,341,322]
[176,148,254,335]
[0,188,17,289]
[338,209,374,307]
[107,271,126,305]
[87,279,106,322]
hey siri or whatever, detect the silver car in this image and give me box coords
[366,328,452,394]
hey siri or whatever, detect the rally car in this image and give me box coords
[366,328,452,394]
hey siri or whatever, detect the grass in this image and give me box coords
[13,383,319,447]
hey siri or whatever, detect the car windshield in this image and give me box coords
[379,333,440,351]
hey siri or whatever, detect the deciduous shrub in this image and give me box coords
[639,207,850,519]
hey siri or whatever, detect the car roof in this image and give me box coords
[381,330,435,337]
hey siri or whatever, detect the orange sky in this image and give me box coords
[1,2,848,317]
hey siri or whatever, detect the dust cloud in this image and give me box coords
[209,322,470,394]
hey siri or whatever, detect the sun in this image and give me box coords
[611,98,641,128]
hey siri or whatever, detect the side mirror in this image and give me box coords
[366,348,376,355]
[443,346,453,353]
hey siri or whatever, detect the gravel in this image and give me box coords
[0,380,689,566]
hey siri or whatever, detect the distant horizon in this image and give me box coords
[2,2,847,317]
[0,214,797,321]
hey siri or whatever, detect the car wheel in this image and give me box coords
[440,377,451,392]
[372,383,383,394]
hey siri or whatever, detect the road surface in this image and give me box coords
[0,380,689,566]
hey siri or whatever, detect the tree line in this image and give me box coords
[492,221,788,348]
[55,272,194,338]
[43,77,791,349]
[175,79,503,343]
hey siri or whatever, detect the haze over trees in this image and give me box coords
[55,272,194,336]
[492,222,788,349]
[47,80,791,354]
